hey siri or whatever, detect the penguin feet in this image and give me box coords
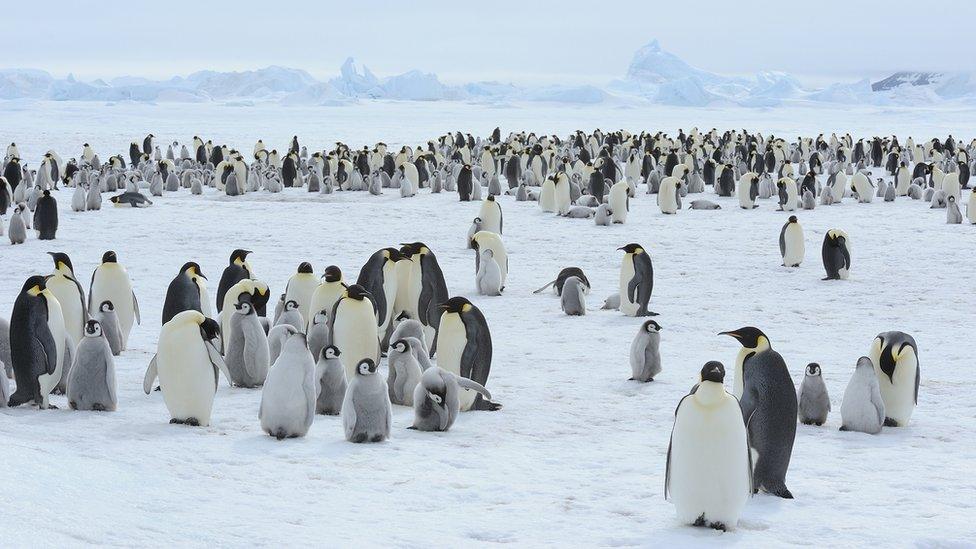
[369,434,385,442]
[69,401,78,411]
[274,430,287,441]
[768,486,794,499]
[883,417,899,427]
[185,418,200,427]
[350,433,367,443]
[170,418,185,425]
[693,514,707,527]
[708,522,728,532]
[92,403,106,412]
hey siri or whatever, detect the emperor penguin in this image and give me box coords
[356,248,400,342]
[478,194,503,234]
[399,242,449,351]
[331,284,380,380]
[6,276,59,408]
[66,320,117,411]
[608,180,630,223]
[284,262,319,322]
[720,327,796,499]
[315,345,346,415]
[947,195,963,224]
[219,278,270,348]
[88,251,139,350]
[658,172,681,215]
[797,363,830,426]
[259,331,316,440]
[779,216,804,267]
[342,358,392,443]
[851,172,873,203]
[776,177,798,211]
[868,331,919,427]
[409,366,492,432]
[539,175,557,212]
[472,230,508,291]
[8,203,27,244]
[37,279,67,399]
[434,297,501,411]
[224,295,270,388]
[968,190,976,224]
[161,262,207,325]
[475,248,503,297]
[839,356,885,435]
[666,361,750,531]
[560,275,586,316]
[143,311,229,426]
[33,190,58,239]
[895,162,911,195]
[216,249,253,314]
[387,338,423,406]
[93,300,123,356]
[308,266,348,332]
[943,171,962,201]
[306,309,330,361]
[821,230,851,280]
[553,172,572,215]
[274,300,304,332]
[629,319,662,382]
[737,172,760,209]
[618,243,656,317]
[45,252,87,351]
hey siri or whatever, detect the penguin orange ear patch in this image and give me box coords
[462,304,472,313]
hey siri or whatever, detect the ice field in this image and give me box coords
[1,100,975,546]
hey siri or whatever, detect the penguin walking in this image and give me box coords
[88,251,139,350]
[666,361,751,531]
[66,320,117,411]
[779,216,804,267]
[409,366,492,432]
[315,346,346,416]
[342,358,392,443]
[797,363,830,426]
[629,320,662,382]
[7,276,58,408]
[143,311,229,426]
[259,331,316,440]
[92,301,123,356]
[618,243,657,317]
[720,327,796,498]
[224,296,270,388]
[434,297,500,411]
[821,230,851,280]
[840,356,885,435]
[868,331,919,427]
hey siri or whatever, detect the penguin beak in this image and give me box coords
[718,330,741,340]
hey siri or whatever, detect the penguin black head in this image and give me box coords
[99,300,114,312]
[345,284,370,301]
[487,194,495,202]
[788,215,798,223]
[297,262,313,274]
[719,326,768,349]
[85,319,102,337]
[285,300,299,311]
[643,319,661,332]
[806,363,822,376]
[440,296,472,314]
[322,345,340,360]
[229,249,252,264]
[618,243,644,254]
[383,247,403,262]
[199,318,221,341]
[180,261,206,279]
[102,251,118,263]
[42,190,50,197]
[391,339,409,353]
[700,361,725,383]
[47,252,74,272]
[356,358,378,376]
[323,265,342,283]
[22,275,47,294]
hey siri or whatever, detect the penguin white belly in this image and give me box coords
[333,300,379,380]
[619,257,638,317]
[90,266,135,349]
[783,225,804,267]
[968,192,976,224]
[831,174,847,200]
[732,347,751,399]
[479,203,502,234]
[38,293,66,400]
[853,175,872,203]
[539,179,556,212]
[555,183,571,215]
[308,283,346,330]
[198,283,214,318]
[670,394,749,527]
[436,314,477,410]
[392,261,413,320]
[158,326,217,426]
[896,171,910,195]
[784,182,798,211]
[48,276,84,344]
[659,178,678,214]
[380,264,399,332]
[736,180,753,208]
[609,182,628,223]
[942,174,961,202]
[260,361,308,432]
[875,354,917,425]
[285,275,319,323]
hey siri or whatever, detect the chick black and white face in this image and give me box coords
[285,300,299,312]
[644,320,661,333]
[236,302,252,315]
[323,346,339,360]
[391,340,408,354]
[426,390,444,406]
[806,363,821,376]
[99,300,114,313]
[357,360,376,376]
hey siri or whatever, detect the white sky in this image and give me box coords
[4,0,975,86]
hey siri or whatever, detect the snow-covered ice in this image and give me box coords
[1,100,975,546]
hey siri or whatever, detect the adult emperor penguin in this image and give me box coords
[33,190,58,239]
[608,180,630,223]
[342,358,392,443]
[539,175,557,212]
[308,266,348,332]
[216,249,253,314]
[331,284,380,380]
[868,331,919,427]
[629,319,662,382]
[400,242,449,352]
[88,251,139,350]
[66,320,117,411]
[161,262,207,325]
[45,252,87,350]
[409,366,492,432]
[821,229,851,280]
[260,331,316,440]
[356,248,401,343]
[719,327,797,498]
[797,363,830,426]
[618,243,656,317]
[478,194,503,234]
[779,216,804,267]
[666,361,750,532]
[284,262,319,322]
[737,172,760,209]
[553,172,572,215]
[143,311,229,426]
[840,356,885,435]
[433,296,500,411]
[7,276,58,408]
[224,295,270,388]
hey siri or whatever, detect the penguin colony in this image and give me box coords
[2,127,949,532]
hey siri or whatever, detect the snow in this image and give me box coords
[1,100,976,546]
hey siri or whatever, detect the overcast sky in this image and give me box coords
[4,0,974,86]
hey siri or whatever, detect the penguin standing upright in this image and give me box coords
[720,327,797,498]
[308,266,347,332]
[399,242,449,351]
[356,248,400,344]
[797,363,830,426]
[868,331,919,427]
[88,251,139,350]
[259,331,316,440]
[331,284,380,380]
[434,297,500,411]
[7,276,58,408]
[216,249,253,313]
[283,262,319,322]
[66,320,117,411]
[33,190,58,239]
[821,229,851,280]
[779,216,804,267]
[45,252,87,350]
[315,346,346,416]
[618,243,656,317]
[666,361,751,532]
[840,357,885,435]
[161,262,207,325]
[342,358,392,443]
[629,320,662,382]
[478,194,503,234]
[224,295,270,388]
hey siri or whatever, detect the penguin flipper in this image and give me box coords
[455,375,492,401]
[143,354,158,395]
[532,280,556,294]
[205,341,231,387]
[132,291,141,325]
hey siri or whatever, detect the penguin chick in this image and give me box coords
[342,358,392,443]
[797,363,830,426]
[629,320,662,382]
